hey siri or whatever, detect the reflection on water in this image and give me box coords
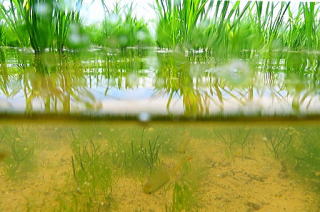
[0,48,320,116]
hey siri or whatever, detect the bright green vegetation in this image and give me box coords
[1,1,320,53]
[100,4,153,49]
[154,1,320,53]
[65,138,113,211]
[0,0,83,53]
[0,122,319,211]
[154,0,210,48]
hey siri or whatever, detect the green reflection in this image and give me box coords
[0,48,319,116]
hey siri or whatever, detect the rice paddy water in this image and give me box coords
[0,0,320,211]
[0,48,319,211]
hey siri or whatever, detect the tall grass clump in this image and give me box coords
[0,0,83,53]
[64,134,113,211]
[284,2,320,50]
[111,129,161,176]
[99,2,152,49]
[154,1,320,53]
[155,0,210,49]
[250,1,290,51]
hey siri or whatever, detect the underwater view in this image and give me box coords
[0,0,320,211]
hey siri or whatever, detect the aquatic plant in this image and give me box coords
[112,129,161,176]
[69,138,112,210]
[262,127,295,159]
[213,127,252,157]
[0,127,37,179]
[286,128,320,191]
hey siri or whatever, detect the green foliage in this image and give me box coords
[100,4,152,49]
[154,1,320,53]
[155,0,210,48]
[0,0,83,53]
[67,135,112,211]
[111,129,161,176]
[2,0,320,53]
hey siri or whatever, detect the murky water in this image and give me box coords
[0,121,319,211]
[0,48,320,211]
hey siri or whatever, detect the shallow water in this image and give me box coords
[0,120,319,211]
[0,48,320,211]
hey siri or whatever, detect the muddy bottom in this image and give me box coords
[0,121,319,211]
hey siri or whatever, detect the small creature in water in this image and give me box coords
[143,155,194,194]
[0,152,8,161]
[143,168,170,194]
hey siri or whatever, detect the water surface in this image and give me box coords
[1,48,320,118]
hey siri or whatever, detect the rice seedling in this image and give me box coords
[68,137,113,211]
[286,128,320,192]
[0,126,37,179]
[100,2,152,49]
[153,1,320,53]
[0,0,320,53]
[115,129,161,176]
[284,2,320,50]
[0,21,4,46]
[0,0,83,53]
[262,127,295,159]
[213,127,252,157]
[154,0,210,49]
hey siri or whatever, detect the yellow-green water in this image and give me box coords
[0,120,319,211]
[1,47,320,211]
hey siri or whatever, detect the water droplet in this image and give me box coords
[128,73,138,86]
[35,3,50,16]
[119,36,128,45]
[109,13,120,24]
[69,33,82,45]
[137,31,146,41]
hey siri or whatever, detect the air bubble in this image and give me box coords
[128,73,139,86]
[119,36,128,45]
[138,112,150,122]
[137,31,146,41]
[35,3,50,16]
[109,13,120,24]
